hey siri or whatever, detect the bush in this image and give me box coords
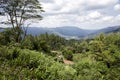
[62,49,73,61]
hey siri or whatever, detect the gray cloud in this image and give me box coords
[1,0,120,29]
[39,0,120,29]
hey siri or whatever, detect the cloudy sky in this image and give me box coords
[0,0,120,29]
[33,0,120,29]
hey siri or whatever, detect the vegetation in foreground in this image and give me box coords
[0,29,120,80]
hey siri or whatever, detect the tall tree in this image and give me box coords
[0,0,44,42]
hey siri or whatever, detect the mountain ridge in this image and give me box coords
[0,25,120,39]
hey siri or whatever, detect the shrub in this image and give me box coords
[62,49,73,61]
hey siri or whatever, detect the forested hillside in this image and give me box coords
[0,28,120,80]
[0,0,120,80]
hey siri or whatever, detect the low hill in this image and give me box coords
[86,26,120,39]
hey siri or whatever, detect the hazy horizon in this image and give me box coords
[36,0,120,29]
[0,0,120,30]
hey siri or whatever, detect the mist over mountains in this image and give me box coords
[0,25,120,39]
[27,26,120,39]
[26,26,95,39]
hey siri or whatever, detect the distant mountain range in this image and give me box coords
[0,26,120,39]
[27,26,96,39]
[91,26,120,34]
[86,26,120,39]
[27,26,120,39]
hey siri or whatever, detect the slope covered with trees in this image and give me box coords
[0,28,120,80]
[0,0,120,80]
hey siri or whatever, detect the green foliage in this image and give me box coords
[20,35,34,49]
[0,31,120,80]
[0,47,77,80]
[18,33,66,53]
[73,62,103,80]
[38,33,66,50]
[62,48,73,61]
[0,46,20,61]
[0,29,12,45]
[1,0,119,80]
[73,40,89,53]
[72,32,120,80]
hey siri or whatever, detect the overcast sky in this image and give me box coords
[0,0,120,29]
[32,0,120,29]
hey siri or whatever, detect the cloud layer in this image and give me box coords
[37,0,120,29]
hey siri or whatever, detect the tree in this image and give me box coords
[0,0,44,42]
